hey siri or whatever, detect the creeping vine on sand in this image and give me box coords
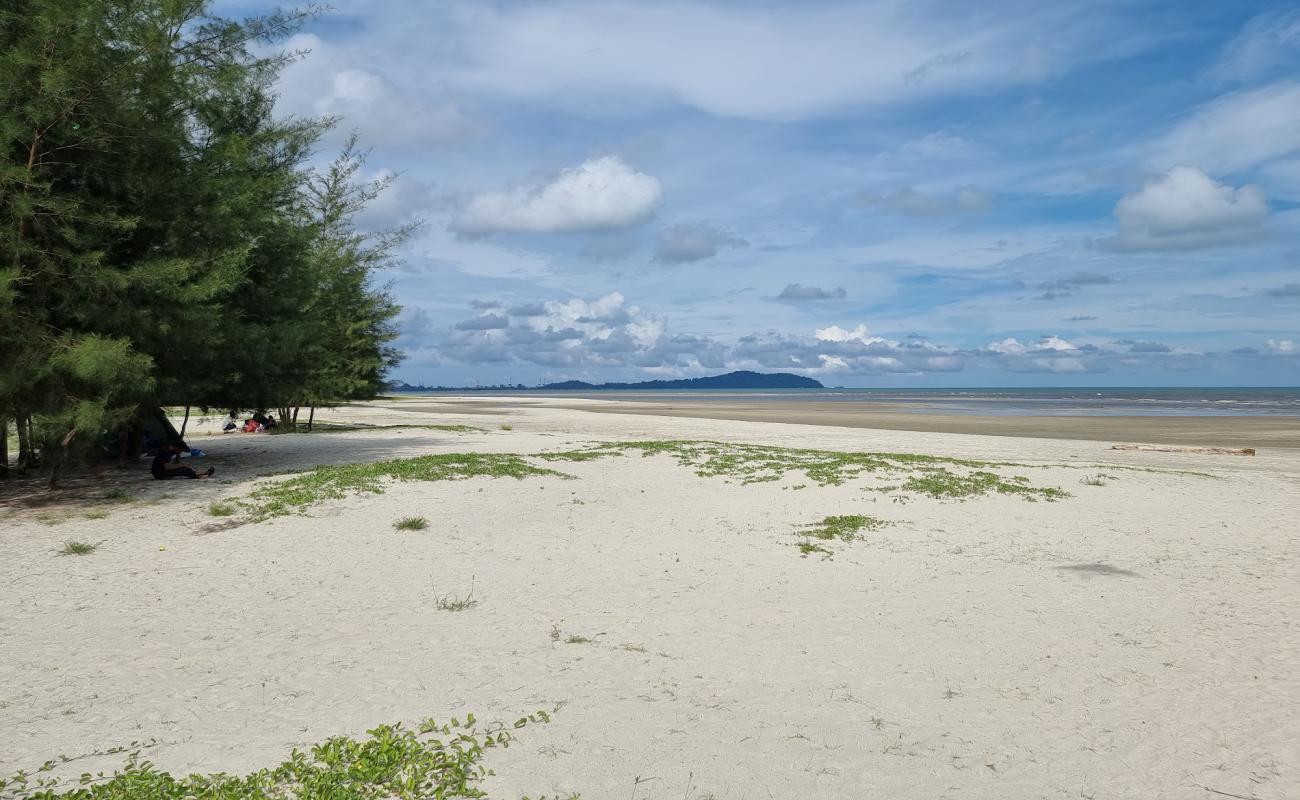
[541,440,1070,501]
[0,712,555,800]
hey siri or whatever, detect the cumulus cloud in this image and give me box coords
[274,35,484,149]
[654,223,747,263]
[776,283,847,301]
[982,336,1088,372]
[867,185,993,216]
[1105,166,1269,251]
[1153,81,1300,174]
[407,295,1291,380]
[451,156,663,236]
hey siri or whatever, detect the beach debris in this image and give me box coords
[1110,443,1255,456]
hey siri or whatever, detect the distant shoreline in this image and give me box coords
[378,394,1300,448]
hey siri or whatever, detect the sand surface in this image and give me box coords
[2,398,1297,799]
[521,396,1300,449]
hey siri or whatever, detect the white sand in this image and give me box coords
[1,398,1297,799]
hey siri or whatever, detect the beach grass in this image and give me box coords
[543,440,1069,501]
[206,501,237,517]
[58,540,97,556]
[0,713,550,800]
[394,515,429,531]
[246,453,569,519]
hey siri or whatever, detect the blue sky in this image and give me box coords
[223,0,1300,386]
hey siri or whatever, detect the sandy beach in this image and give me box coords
[2,397,1297,799]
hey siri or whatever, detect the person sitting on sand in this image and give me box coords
[222,412,238,433]
[151,445,214,480]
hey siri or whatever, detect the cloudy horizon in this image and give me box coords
[223,0,1300,387]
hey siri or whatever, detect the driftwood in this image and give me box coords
[1110,443,1255,456]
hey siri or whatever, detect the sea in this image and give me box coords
[467,387,1300,417]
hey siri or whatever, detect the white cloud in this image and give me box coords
[273,35,484,149]
[1106,167,1269,251]
[1209,8,1300,84]
[815,324,883,344]
[448,2,1137,121]
[654,223,746,263]
[1267,338,1296,353]
[452,156,663,236]
[1153,81,1300,174]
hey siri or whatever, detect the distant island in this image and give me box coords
[388,370,824,392]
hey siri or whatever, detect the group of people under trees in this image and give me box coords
[222,411,278,434]
[154,410,282,480]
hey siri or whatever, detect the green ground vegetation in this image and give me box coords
[542,440,1069,500]
[0,712,552,800]
[246,454,568,519]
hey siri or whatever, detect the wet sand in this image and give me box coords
[543,399,1300,449]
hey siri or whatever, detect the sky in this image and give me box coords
[219,0,1300,387]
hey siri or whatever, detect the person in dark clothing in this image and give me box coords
[151,445,214,480]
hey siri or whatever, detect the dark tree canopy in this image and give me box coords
[0,0,408,484]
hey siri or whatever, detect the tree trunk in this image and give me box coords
[292,406,300,430]
[307,406,315,432]
[16,414,31,471]
[0,415,9,479]
[179,404,191,438]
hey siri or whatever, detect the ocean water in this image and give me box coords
[513,387,1300,417]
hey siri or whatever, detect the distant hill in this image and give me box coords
[388,370,822,392]
[538,371,822,390]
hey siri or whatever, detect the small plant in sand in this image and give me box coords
[394,515,429,531]
[499,423,513,431]
[1080,474,1108,486]
[58,540,98,556]
[98,488,135,504]
[542,440,1069,501]
[0,712,553,800]
[83,510,109,520]
[797,540,833,559]
[434,579,478,612]
[801,514,885,542]
[207,501,237,517]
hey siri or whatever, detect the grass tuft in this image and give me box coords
[206,501,237,517]
[58,540,97,556]
[394,515,429,531]
[433,579,477,612]
[83,510,109,520]
[99,488,135,504]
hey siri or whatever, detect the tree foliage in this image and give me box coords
[0,0,407,483]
